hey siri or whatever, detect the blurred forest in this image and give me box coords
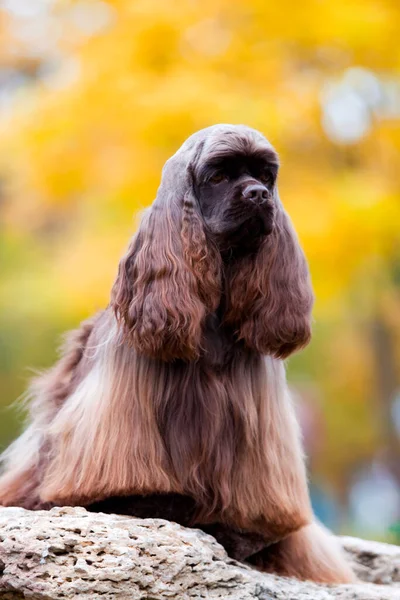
[0,0,399,540]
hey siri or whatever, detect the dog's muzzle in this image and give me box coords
[242,183,270,206]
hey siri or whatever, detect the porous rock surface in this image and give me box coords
[0,506,399,599]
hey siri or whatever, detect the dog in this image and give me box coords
[0,124,355,583]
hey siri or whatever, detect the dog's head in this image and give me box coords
[111,124,313,361]
[193,127,278,254]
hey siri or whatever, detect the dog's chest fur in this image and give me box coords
[152,314,263,505]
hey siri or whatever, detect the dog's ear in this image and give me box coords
[225,192,313,359]
[111,158,221,361]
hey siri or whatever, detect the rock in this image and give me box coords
[342,535,400,587]
[0,506,398,599]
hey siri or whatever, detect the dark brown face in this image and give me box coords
[194,149,279,254]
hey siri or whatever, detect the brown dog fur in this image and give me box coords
[0,125,355,583]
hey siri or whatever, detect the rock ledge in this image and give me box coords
[0,506,399,599]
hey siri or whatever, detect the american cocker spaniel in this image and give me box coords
[0,124,355,583]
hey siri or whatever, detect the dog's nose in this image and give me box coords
[243,184,269,204]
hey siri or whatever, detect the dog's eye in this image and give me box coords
[209,171,227,184]
[259,171,273,187]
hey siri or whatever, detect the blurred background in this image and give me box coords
[0,0,399,542]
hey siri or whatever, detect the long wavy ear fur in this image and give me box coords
[225,193,314,359]
[111,161,221,361]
